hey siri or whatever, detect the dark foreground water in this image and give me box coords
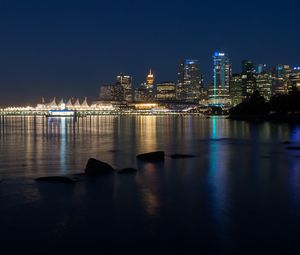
[1,115,300,254]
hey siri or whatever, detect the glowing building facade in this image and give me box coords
[146,69,154,88]
[208,52,231,106]
[135,70,155,102]
[230,74,244,106]
[177,59,203,102]
[272,64,291,95]
[288,67,300,92]
[116,73,133,102]
[242,60,256,97]
[156,82,176,101]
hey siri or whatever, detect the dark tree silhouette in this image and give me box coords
[230,89,300,122]
[229,91,270,118]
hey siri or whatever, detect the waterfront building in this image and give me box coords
[156,82,176,101]
[81,97,89,108]
[90,101,115,111]
[272,64,291,95]
[230,74,244,106]
[177,59,203,102]
[208,52,232,106]
[73,98,81,109]
[66,98,74,108]
[47,97,59,109]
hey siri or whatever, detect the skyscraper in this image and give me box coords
[134,70,155,102]
[116,73,133,102]
[230,74,244,106]
[208,52,231,106]
[288,67,300,92]
[255,66,272,101]
[242,60,256,97]
[146,69,154,88]
[272,65,291,95]
[177,59,203,102]
[99,84,115,101]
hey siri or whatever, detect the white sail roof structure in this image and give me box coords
[66,98,73,107]
[47,97,58,107]
[74,98,81,107]
[58,98,64,105]
[81,97,89,107]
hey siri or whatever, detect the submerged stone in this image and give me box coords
[282,141,291,145]
[136,151,165,162]
[36,176,77,183]
[85,158,115,176]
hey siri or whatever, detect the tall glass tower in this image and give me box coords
[177,59,203,102]
[209,52,231,106]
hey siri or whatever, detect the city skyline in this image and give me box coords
[2,52,300,107]
[1,0,300,105]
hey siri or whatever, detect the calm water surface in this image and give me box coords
[1,115,300,254]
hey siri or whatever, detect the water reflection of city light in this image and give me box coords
[135,162,161,218]
[208,117,230,240]
[60,117,67,173]
[290,125,300,142]
[136,116,157,152]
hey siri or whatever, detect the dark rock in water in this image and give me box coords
[85,158,114,176]
[117,168,137,174]
[36,176,77,183]
[282,141,291,145]
[136,151,165,162]
[286,147,300,150]
[170,154,196,159]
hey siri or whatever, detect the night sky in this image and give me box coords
[0,0,300,106]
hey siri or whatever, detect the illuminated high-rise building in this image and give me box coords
[287,67,300,92]
[272,64,291,95]
[146,69,154,88]
[116,73,133,102]
[242,60,256,97]
[99,84,115,101]
[230,74,244,106]
[177,59,203,102]
[256,64,268,74]
[99,84,125,101]
[255,67,272,101]
[134,70,155,102]
[208,52,231,106]
[156,82,176,101]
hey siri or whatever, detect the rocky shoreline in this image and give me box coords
[34,151,198,184]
